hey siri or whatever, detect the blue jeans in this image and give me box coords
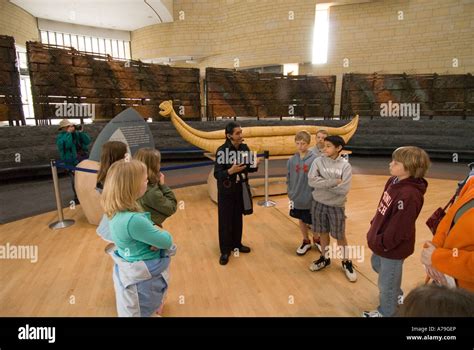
[110,250,170,317]
[371,253,404,317]
[135,258,170,317]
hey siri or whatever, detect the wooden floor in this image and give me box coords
[0,175,458,316]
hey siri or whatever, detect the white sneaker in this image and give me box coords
[296,241,312,255]
[362,310,383,317]
[309,256,330,271]
[342,260,357,282]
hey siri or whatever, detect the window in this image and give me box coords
[40,31,49,44]
[39,30,131,60]
[92,38,99,54]
[16,50,27,70]
[71,35,79,49]
[105,39,112,56]
[48,31,56,45]
[118,41,125,58]
[20,76,34,121]
[111,40,118,57]
[124,42,131,60]
[241,65,283,74]
[283,63,299,76]
[56,33,64,46]
[78,35,85,51]
[15,45,35,123]
[85,36,92,52]
[63,34,71,47]
[98,38,105,53]
[312,4,330,64]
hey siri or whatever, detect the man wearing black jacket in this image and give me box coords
[214,122,259,265]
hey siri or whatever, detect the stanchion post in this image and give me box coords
[258,150,276,208]
[48,159,75,230]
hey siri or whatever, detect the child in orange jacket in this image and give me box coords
[421,176,474,292]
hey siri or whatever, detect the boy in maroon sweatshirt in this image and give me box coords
[363,146,430,317]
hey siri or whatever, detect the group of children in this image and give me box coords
[95,129,432,317]
[65,118,442,317]
[53,112,474,318]
[287,129,431,317]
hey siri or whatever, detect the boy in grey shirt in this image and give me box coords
[307,135,357,282]
[287,131,321,255]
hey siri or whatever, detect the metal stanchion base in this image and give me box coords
[49,219,75,230]
[258,200,276,207]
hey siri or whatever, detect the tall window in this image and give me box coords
[15,45,35,124]
[312,4,330,64]
[40,30,131,60]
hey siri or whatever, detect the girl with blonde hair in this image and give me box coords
[102,159,173,317]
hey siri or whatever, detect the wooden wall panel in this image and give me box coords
[205,68,336,120]
[27,42,201,123]
[341,73,474,119]
[0,36,25,125]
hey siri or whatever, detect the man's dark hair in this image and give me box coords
[324,135,345,149]
[225,122,241,139]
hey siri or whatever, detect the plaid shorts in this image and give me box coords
[311,200,346,240]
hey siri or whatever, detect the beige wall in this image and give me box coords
[131,0,315,67]
[132,0,474,115]
[131,0,218,63]
[0,0,38,46]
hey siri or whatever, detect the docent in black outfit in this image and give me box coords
[214,122,259,265]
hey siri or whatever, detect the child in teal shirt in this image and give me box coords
[101,159,174,316]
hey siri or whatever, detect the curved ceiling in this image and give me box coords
[10,0,174,31]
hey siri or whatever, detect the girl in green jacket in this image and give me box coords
[134,148,177,227]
